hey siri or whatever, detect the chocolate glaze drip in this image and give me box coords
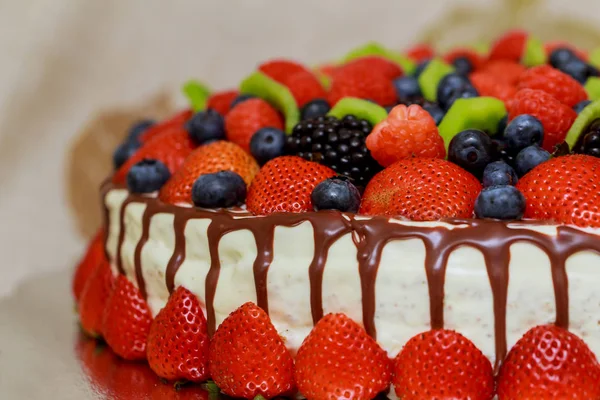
[133,207,152,298]
[102,183,600,367]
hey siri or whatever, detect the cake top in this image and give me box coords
[110,30,600,228]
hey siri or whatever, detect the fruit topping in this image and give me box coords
[497,324,600,399]
[300,98,331,121]
[585,77,600,101]
[126,159,171,194]
[286,114,380,186]
[573,99,592,114]
[159,141,258,205]
[437,72,479,111]
[78,259,114,338]
[475,185,526,220]
[488,29,528,62]
[482,160,518,187]
[412,59,431,78]
[127,119,156,143]
[444,48,483,75]
[448,129,494,179]
[258,59,308,82]
[327,97,388,127]
[418,58,455,102]
[295,313,392,400]
[422,102,445,125]
[565,99,600,150]
[470,72,516,105]
[112,120,156,169]
[479,59,526,86]
[224,97,284,151]
[516,65,588,107]
[393,76,423,104]
[209,302,294,399]
[503,114,545,153]
[514,145,551,177]
[311,178,361,213]
[438,96,507,150]
[185,109,225,145]
[250,127,287,165]
[342,42,416,75]
[577,119,600,158]
[206,89,239,116]
[516,154,600,227]
[183,80,211,112]
[521,36,546,67]
[246,156,335,214]
[405,43,435,63]
[138,109,192,143]
[366,104,446,167]
[230,93,255,109]
[191,171,247,209]
[360,158,482,220]
[393,329,494,400]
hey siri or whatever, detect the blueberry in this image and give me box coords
[126,159,171,194]
[191,171,246,208]
[413,59,431,78]
[514,145,551,176]
[549,47,579,69]
[301,98,331,120]
[503,114,544,152]
[393,76,422,104]
[311,178,361,213]
[442,84,479,111]
[492,139,516,166]
[422,103,445,125]
[573,100,592,114]
[497,115,508,135]
[230,94,255,110]
[482,161,518,187]
[113,140,141,169]
[448,129,494,178]
[127,119,156,143]
[452,56,473,75]
[436,73,476,110]
[474,185,526,220]
[558,58,590,84]
[250,127,286,165]
[186,109,225,145]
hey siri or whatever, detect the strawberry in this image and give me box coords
[360,158,482,220]
[259,59,326,107]
[366,104,446,167]
[246,156,336,215]
[443,48,484,71]
[545,41,589,62]
[258,59,308,82]
[405,43,436,62]
[489,29,528,62]
[73,228,105,303]
[516,155,600,227]
[209,302,294,399]
[497,324,600,399]
[327,60,398,107]
[295,313,392,400]
[315,63,339,80]
[516,65,588,107]
[507,88,577,151]
[393,329,494,400]
[225,98,284,151]
[146,287,210,382]
[113,126,197,184]
[206,89,239,116]
[139,109,192,143]
[102,275,153,360]
[343,56,404,80]
[78,260,114,338]
[159,141,259,205]
[479,60,526,86]
[470,71,517,103]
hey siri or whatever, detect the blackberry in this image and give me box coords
[285,115,382,186]
[576,119,600,158]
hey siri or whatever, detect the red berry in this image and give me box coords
[73,228,105,303]
[327,60,397,107]
[343,56,404,80]
[282,70,327,107]
[405,43,435,62]
[470,71,517,103]
[139,109,192,143]
[507,88,577,151]
[516,155,600,227]
[480,60,527,86]
[225,98,284,152]
[393,329,494,400]
[545,40,589,62]
[206,89,239,116]
[443,48,484,70]
[258,59,308,82]
[295,313,392,400]
[360,158,482,220]
[78,260,114,338]
[516,65,588,107]
[366,104,446,167]
[489,30,528,62]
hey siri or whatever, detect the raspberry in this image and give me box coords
[508,88,577,152]
[327,61,397,107]
[479,60,526,86]
[366,104,446,167]
[488,30,528,62]
[470,72,517,103]
[225,98,284,151]
[405,44,435,62]
[516,65,588,107]
[206,90,239,116]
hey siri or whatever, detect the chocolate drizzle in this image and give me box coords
[102,183,600,368]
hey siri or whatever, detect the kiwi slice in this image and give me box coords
[183,80,211,112]
[585,77,600,101]
[564,99,600,149]
[239,71,300,134]
[342,42,416,75]
[438,97,507,150]
[418,58,455,102]
[327,97,388,126]
[522,36,546,67]
[589,48,600,68]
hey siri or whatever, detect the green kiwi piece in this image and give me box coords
[342,42,416,75]
[418,58,455,102]
[327,97,388,126]
[564,98,600,149]
[589,47,600,68]
[183,80,211,111]
[522,36,547,67]
[438,97,507,150]
[585,77,600,101]
[239,71,300,134]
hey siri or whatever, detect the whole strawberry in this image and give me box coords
[258,59,308,82]
[393,329,494,400]
[489,30,528,62]
[295,313,392,400]
[73,228,105,304]
[497,324,600,399]
[139,109,192,143]
[359,158,482,220]
[343,56,404,80]
[406,43,435,62]
[102,275,153,360]
[147,287,210,382]
[470,72,517,104]
[209,302,294,399]
[259,59,327,107]
[78,260,114,338]
[206,89,239,116]
[479,59,526,86]
[366,104,446,167]
[516,154,600,227]
[159,141,259,205]
[246,156,335,214]
[225,98,284,151]
[517,65,588,107]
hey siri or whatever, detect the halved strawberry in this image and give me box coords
[225,98,284,151]
[73,228,105,303]
[295,313,392,400]
[206,89,239,116]
[159,141,259,205]
[246,156,336,215]
[488,30,528,62]
[209,302,294,399]
[78,260,114,338]
[139,109,192,143]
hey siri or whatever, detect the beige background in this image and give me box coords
[1,0,600,297]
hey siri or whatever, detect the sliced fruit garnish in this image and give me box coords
[183,80,211,112]
[565,99,600,149]
[418,58,455,102]
[342,42,416,75]
[585,77,600,101]
[327,97,388,127]
[438,97,507,150]
[239,71,299,134]
[521,36,547,67]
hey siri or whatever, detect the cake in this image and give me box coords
[73,30,600,400]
